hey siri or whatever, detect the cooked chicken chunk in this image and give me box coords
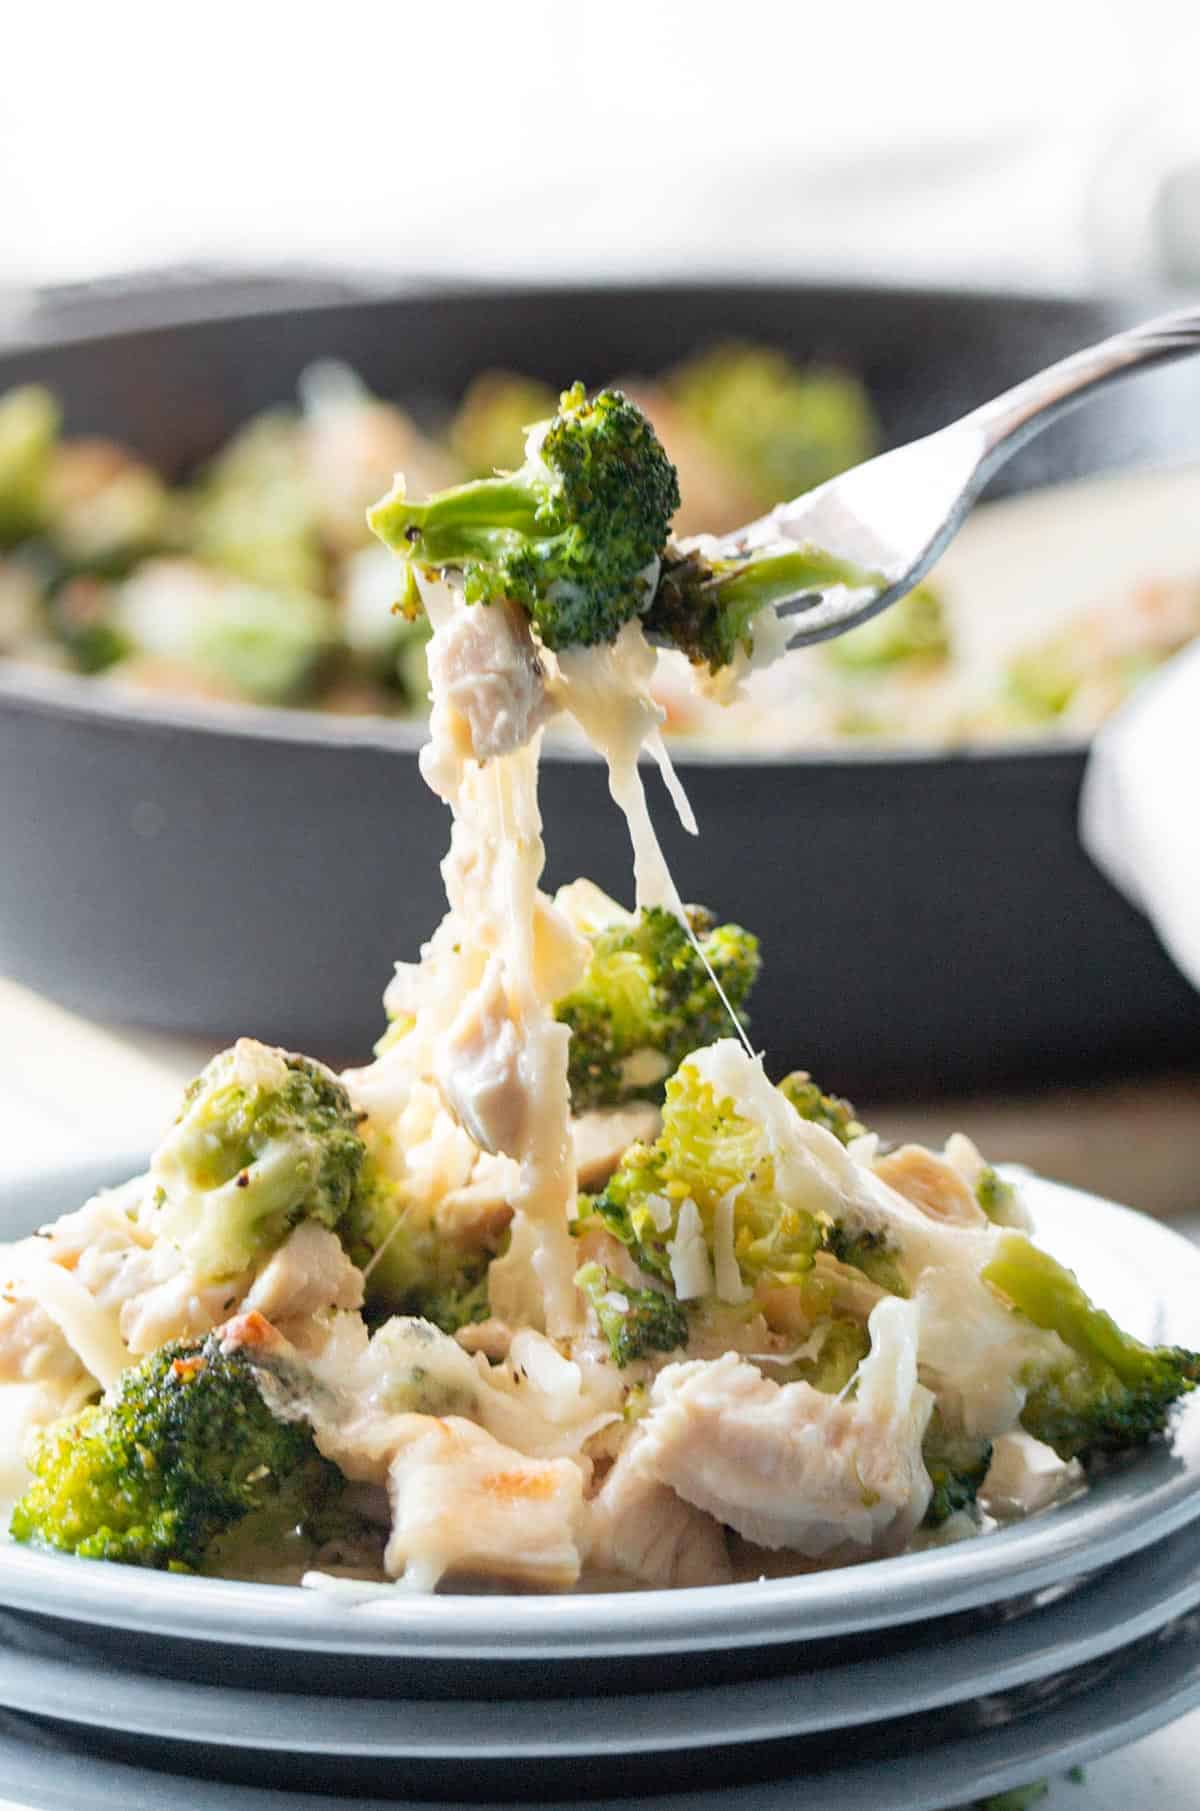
[435,956,527,1157]
[571,1104,663,1192]
[587,1436,731,1588]
[424,595,553,766]
[243,1222,365,1328]
[636,1299,934,1558]
[873,1145,986,1229]
[384,1415,586,1591]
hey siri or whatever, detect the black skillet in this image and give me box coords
[1,279,1197,1096]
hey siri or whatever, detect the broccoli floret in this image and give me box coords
[823,1224,908,1298]
[825,582,949,671]
[575,1261,688,1367]
[976,1166,1019,1226]
[0,386,60,547]
[187,409,325,594]
[645,541,881,675]
[449,370,560,478]
[582,1057,824,1295]
[9,1335,333,1570]
[777,1071,865,1147]
[369,382,680,652]
[45,576,133,674]
[151,1040,366,1283]
[667,344,877,510]
[339,1163,495,1331]
[982,1234,1200,1462]
[922,1409,993,1527]
[793,1316,870,1393]
[555,894,760,1111]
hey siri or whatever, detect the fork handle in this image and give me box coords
[966,305,1200,473]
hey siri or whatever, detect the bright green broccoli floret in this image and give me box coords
[151,1041,366,1282]
[983,1233,1200,1462]
[449,370,560,478]
[777,1071,865,1146]
[667,344,877,510]
[339,1162,495,1331]
[575,1261,688,1367]
[825,582,949,671]
[582,1057,824,1294]
[9,1336,334,1570]
[0,386,60,547]
[645,541,882,675]
[555,898,760,1111]
[922,1409,993,1527]
[369,382,680,652]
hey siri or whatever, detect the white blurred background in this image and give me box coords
[3,0,1200,296]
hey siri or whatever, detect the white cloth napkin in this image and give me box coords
[1080,640,1200,991]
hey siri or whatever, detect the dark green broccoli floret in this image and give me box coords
[556,899,760,1111]
[9,1336,334,1570]
[777,1071,865,1147]
[823,1224,908,1298]
[575,1262,688,1367]
[645,541,880,675]
[340,1162,496,1331]
[922,1409,993,1528]
[825,582,949,671]
[0,386,59,547]
[152,1041,366,1281]
[369,382,680,652]
[581,1057,824,1295]
[983,1234,1200,1462]
[667,344,877,510]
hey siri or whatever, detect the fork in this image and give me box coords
[707,306,1200,648]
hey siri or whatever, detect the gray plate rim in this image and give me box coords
[1,1159,1198,1657]
[2,1598,1200,1809]
[2,1514,1200,1757]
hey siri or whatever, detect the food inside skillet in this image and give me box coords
[2,384,1194,1595]
[2,350,1193,743]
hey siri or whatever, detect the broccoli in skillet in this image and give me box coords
[9,1334,335,1570]
[666,343,878,511]
[0,386,59,547]
[369,381,680,651]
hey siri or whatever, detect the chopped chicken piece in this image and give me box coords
[435,956,527,1156]
[636,1300,933,1558]
[587,1436,731,1588]
[874,1145,987,1228]
[243,1222,365,1329]
[424,596,553,766]
[384,1415,586,1591]
[571,1104,663,1192]
[980,1432,1081,1518]
[0,1283,87,1387]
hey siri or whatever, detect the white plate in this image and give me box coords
[0,1158,1198,1661]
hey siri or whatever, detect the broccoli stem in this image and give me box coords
[371,473,544,566]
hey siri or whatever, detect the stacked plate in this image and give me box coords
[1,1162,1200,1810]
